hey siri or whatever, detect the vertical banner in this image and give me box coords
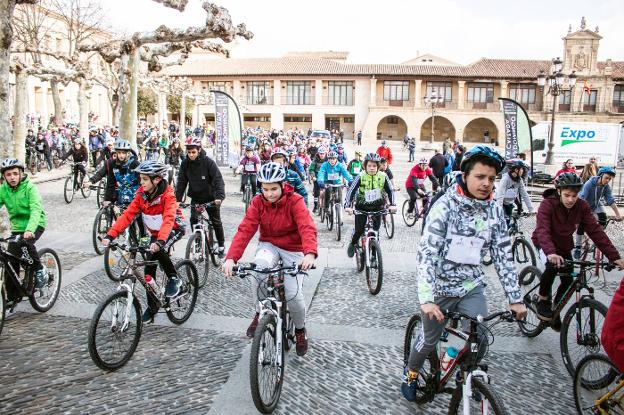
[498,98,534,174]
[212,90,242,168]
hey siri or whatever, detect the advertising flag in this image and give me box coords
[212,90,242,168]
[498,98,534,173]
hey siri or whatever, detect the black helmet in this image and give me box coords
[555,172,583,189]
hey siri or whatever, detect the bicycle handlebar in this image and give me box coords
[352,209,389,216]
[98,236,152,254]
[563,259,616,271]
[444,310,516,324]
[0,235,22,243]
[233,263,316,278]
[179,202,216,210]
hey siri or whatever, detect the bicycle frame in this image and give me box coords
[188,203,217,256]
[0,240,35,300]
[354,211,385,268]
[593,377,624,414]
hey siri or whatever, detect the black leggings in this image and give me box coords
[190,200,225,247]
[350,213,381,246]
[539,253,574,303]
[6,227,45,301]
[144,227,184,312]
[406,187,427,212]
[240,173,257,194]
[73,164,87,189]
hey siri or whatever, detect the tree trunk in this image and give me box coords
[13,69,28,162]
[180,92,186,137]
[112,101,120,127]
[77,79,89,144]
[119,49,139,147]
[50,79,63,126]
[158,91,167,136]
[0,0,17,159]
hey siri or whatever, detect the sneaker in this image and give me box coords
[217,246,225,259]
[295,327,308,356]
[246,313,260,338]
[142,308,155,323]
[407,207,414,214]
[536,299,553,321]
[401,366,419,402]
[551,315,562,332]
[165,276,181,298]
[34,269,47,289]
[573,246,581,260]
[312,203,318,213]
[347,243,356,258]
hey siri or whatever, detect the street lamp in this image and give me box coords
[537,57,577,165]
[424,89,445,144]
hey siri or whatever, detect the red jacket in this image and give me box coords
[405,165,433,189]
[108,183,184,242]
[602,278,624,372]
[376,146,393,165]
[226,185,317,262]
[531,189,620,261]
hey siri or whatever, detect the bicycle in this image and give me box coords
[233,262,311,413]
[241,172,254,212]
[322,184,344,241]
[353,209,385,295]
[381,206,395,239]
[578,218,617,287]
[482,211,536,269]
[573,353,624,415]
[403,309,516,414]
[518,260,614,377]
[0,235,62,336]
[87,241,198,371]
[90,178,107,209]
[64,162,91,204]
[402,189,431,228]
[182,202,221,289]
[92,203,122,256]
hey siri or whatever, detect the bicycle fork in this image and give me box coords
[462,369,490,414]
[115,281,135,332]
[259,301,283,368]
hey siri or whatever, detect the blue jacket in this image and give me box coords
[317,161,352,186]
[579,175,615,211]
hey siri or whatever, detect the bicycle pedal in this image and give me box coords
[478,364,488,372]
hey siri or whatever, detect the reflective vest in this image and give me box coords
[356,172,386,207]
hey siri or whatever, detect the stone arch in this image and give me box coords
[376,115,407,141]
[463,117,499,143]
[420,116,455,142]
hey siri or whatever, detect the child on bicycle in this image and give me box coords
[531,172,624,326]
[235,146,261,195]
[344,153,396,259]
[494,159,534,226]
[61,140,89,190]
[0,159,47,302]
[222,163,317,357]
[317,151,352,211]
[101,160,186,323]
[401,146,527,402]
[404,157,439,215]
[270,150,308,204]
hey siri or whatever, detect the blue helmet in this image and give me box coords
[460,145,505,174]
[597,166,616,177]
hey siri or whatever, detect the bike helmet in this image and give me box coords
[460,145,505,174]
[114,139,132,151]
[1,158,24,173]
[418,157,428,164]
[443,172,457,188]
[598,166,616,177]
[327,151,338,159]
[257,162,287,183]
[364,152,381,163]
[317,145,328,154]
[134,160,169,178]
[185,135,202,148]
[270,149,288,161]
[554,172,583,189]
[506,159,526,170]
[105,138,115,146]
[245,146,254,152]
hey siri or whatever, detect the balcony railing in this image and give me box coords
[240,95,274,105]
[376,98,413,108]
[583,104,596,112]
[321,96,354,106]
[525,102,544,112]
[466,101,497,111]
[558,103,571,112]
[612,103,624,113]
[282,95,315,105]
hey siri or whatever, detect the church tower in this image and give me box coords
[562,17,602,76]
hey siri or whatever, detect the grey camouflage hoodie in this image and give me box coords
[417,184,522,304]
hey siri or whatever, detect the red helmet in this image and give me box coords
[185,135,202,148]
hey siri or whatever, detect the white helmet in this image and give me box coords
[257,162,286,183]
[134,160,168,178]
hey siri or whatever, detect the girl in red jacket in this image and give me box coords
[222,162,317,357]
[102,160,186,323]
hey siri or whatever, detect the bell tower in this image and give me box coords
[562,17,602,76]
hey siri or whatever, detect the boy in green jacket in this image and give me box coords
[0,159,47,301]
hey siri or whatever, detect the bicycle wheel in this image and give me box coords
[250,314,284,413]
[403,314,438,404]
[88,290,142,371]
[512,237,536,269]
[80,172,92,198]
[28,155,37,175]
[185,232,209,288]
[355,244,365,273]
[63,175,74,204]
[561,298,609,377]
[244,186,251,213]
[208,229,220,267]
[365,239,383,295]
[326,205,333,231]
[0,283,5,336]
[383,213,395,239]
[335,204,341,241]
[166,260,198,325]
[448,377,509,415]
[282,310,295,352]
[517,266,544,338]
[573,354,624,415]
[28,248,62,312]
[104,245,130,282]
[402,200,417,227]
[92,207,113,255]
[96,180,105,209]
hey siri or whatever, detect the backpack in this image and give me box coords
[443,153,454,174]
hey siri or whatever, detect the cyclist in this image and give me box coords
[317,151,352,212]
[602,276,624,372]
[344,153,396,258]
[531,172,624,325]
[379,157,397,189]
[34,132,53,171]
[0,159,47,303]
[574,166,622,259]
[221,162,317,357]
[309,145,329,213]
[494,159,534,225]
[401,146,527,402]
[336,144,348,165]
[375,140,393,165]
[88,126,103,169]
[270,150,308,205]
[165,138,184,168]
[60,139,89,190]
[347,151,363,177]
[287,149,305,180]
[235,146,261,195]
[176,136,226,258]
[101,160,186,322]
[404,157,439,215]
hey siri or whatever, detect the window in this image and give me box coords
[343,117,354,123]
[426,81,452,102]
[612,85,624,112]
[244,116,270,122]
[583,89,597,112]
[386,116,399,124]
[284,116,312,122]
[286,81,312,105]
[383,81,409,101]
[328,81,353,105]
[467,83,493,103]
[509,84,536,104]
[559,90,572,111]
[246,81,270,105]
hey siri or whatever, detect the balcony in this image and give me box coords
[375,98,414,108]
[583,104,596,113]
[525,102,544,112]
[321,96,354,106]
[240,95,274,106]
[611,103,624,113]
[466,101,497,111]
[282,95,315,105]
[558,103,571,112]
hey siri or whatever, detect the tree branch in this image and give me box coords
[151,0,189,12]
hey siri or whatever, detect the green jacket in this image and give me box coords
[0,176,47,233]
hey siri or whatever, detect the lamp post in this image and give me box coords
[424,89,444,144]
[537,57,577,165]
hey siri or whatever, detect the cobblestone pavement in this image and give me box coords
[2,141,620,414]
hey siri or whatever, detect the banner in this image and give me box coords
[498,98,534,172]
[212,90,242,168]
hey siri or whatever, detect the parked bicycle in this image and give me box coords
[403,309,517,414]
[64,162,91,204]
[234,262,312,413]
[87,241,198,371]
[182,202,221,288]
[353,209,385,295]
[573,353,624,415]
[0,235,62,336]
[518,260,614,377]
[482,211,536,269]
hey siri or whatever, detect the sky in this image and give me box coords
[101,0,624,64]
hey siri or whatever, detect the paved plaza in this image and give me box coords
[1,141,622,414]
